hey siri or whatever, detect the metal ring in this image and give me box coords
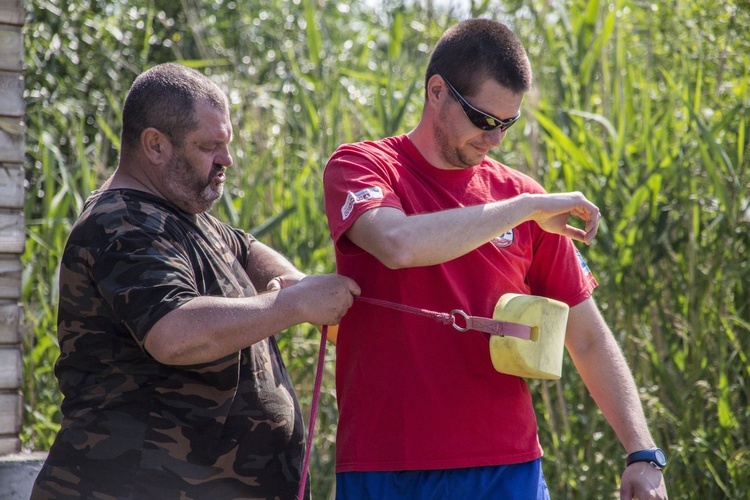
[449,309,469,332]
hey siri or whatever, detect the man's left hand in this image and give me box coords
[620,463,668,499]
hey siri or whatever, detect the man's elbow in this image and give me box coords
[143,321,212,366]
[144,332,189,365]
[372,235,419,269]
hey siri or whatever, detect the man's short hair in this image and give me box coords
[425,19,532,100]
[120,63,228,150]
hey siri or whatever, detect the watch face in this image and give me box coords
[655,449,667,466]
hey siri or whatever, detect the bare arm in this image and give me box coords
[244,240,306,291]
[565,297,667,499]
[346,192,600,269]
[144,274,360,365]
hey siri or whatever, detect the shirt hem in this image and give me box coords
[335,450,543,473]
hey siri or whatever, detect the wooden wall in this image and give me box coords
[0,0,26,455]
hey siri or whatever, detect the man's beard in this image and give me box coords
[433,107,481,170]
[164,151,224,214]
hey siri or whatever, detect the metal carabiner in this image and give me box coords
[449,309,470,332]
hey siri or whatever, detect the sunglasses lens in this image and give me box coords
[482,116,500,130]
[476,114,503,131]
[464,107,496,130]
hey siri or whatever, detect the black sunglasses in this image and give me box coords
[439,74,521,132]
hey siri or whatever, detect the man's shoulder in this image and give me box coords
[71,189,184,246]
[329,135,406,162]
[82,188,168,218]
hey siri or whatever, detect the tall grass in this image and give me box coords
[510,1,750,497]
[22,0,749,498]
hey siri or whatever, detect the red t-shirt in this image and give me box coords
[323,134,597,473]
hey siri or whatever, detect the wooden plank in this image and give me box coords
[0,1,25,26]
[0,256,21,300]
[0,210,23,254]
[0,301,20,345]
[0,348,20,390]
[0,117,23,164]
[0,72,23,117]
[0,165,23,209]
[0,0,24,460]
[0,392,21,434]
[0,25,23,72]
[0,436,20,455]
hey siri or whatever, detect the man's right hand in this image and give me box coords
[284,274,361,326]
[527,192,600,245]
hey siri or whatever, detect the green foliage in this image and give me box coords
[511,0,750,497]
[21,0,749,498]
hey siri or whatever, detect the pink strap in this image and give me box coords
[456,314,531,340]
[297,325,327,500]
[355,296,453,325]
[356,296,531,340]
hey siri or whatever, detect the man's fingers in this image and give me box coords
[584,218,599,245]
[572,203,600,245]
[267,277,282,291]
[343,276,362,296]
[563,226,589,243]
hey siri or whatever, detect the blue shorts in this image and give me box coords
[336,459,549,500]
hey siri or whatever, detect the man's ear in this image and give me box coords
[141,127,172,164]
[426,74,448,109]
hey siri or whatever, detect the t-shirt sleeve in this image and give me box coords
[526,227,598,307]
[91,225,199,346]
[201,213,257,269]
[323,145,405,245]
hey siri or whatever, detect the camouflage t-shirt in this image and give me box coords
[32,189,308,500]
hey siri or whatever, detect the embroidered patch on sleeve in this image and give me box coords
[576,249,592,275]
[341,186,384,220]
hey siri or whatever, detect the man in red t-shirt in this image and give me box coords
[324,19,667,500]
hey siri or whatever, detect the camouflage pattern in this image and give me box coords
[31,189,309,500]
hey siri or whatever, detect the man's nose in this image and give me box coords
[218,146,233,167]
[482,127,506,147]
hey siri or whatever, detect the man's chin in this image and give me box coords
[456,155,483,169]
[191,189,222,214]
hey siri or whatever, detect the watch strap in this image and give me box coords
[626,447,667,470]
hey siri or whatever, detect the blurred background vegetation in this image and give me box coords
[21,0,749,498]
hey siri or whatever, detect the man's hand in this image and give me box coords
[281,274,361,326]
[620,463,668,499]
[529,192,600,245]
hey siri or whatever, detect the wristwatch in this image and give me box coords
[626,447,667,470]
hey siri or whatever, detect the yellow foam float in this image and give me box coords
[490,294,569,380]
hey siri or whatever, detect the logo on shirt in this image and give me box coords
[492,229,514,248]
[341,186,384,220]
[576,249,592,275]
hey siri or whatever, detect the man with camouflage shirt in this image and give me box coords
[31,63,360,499]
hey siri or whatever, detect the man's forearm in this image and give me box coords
[566,300,656,453]
[245,240,305,290]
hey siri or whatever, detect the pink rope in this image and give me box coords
[354,296,454,324]
[297,325,327,500]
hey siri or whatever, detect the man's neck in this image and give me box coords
[407,123,443,169]
[102,166,157,195]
